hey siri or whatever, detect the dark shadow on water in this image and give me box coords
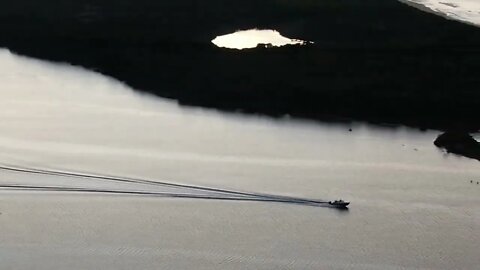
[329,206,350,216]
[1,0,480,132]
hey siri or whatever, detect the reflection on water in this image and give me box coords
[0,48,479,270]
[403,0,480,26]
[211,29,308,49]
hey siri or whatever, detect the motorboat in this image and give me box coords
[328,200,350,208]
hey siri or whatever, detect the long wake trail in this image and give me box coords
[0,164,332,207]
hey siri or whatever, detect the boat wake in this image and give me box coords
[0,164,340,208]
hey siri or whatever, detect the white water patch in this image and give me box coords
[211,29,308,49]
[404,0,480,26]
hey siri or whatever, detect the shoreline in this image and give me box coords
[1,0,480,132]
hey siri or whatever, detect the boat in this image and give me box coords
[328,200,350,208]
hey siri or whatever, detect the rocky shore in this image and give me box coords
[435,132,480,161]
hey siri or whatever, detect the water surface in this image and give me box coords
[0,49,479,270]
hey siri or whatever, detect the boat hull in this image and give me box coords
[328,202,350,208]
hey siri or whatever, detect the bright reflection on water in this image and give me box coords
[211,29,307,49]
[403,0,480,26]
[0,48,479,270]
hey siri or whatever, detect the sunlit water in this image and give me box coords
[0,48,479,270]
[211,29,308,49]
[403,0,480,26]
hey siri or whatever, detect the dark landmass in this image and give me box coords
[435,132,480,161]
[0,0,479,131]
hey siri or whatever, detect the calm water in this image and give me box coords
[0,48,479,270]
